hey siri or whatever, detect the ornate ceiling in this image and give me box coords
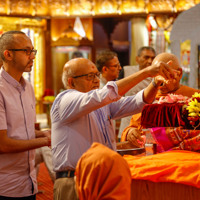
[0,0,199,18]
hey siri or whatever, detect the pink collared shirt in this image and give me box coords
[0,68,37,197]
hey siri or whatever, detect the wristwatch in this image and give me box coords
[151,78,159,89]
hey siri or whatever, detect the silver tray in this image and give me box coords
[117,147,145,156]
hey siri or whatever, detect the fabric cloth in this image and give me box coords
[141,103,185,128]
[99,75,116,133]
[75,142,132,200]
[118,65,152,138]
[99,74,107,89]
[124,150,200,188]
[54,177,78,200]
[35,146,56,182]
[51,81,146,171]
[121,85,200,142]
[0,68,37,197]
[150,127,200,152]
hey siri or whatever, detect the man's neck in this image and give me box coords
[3,64,22,82]
[102,73,115,82]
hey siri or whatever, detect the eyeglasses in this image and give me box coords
[73,72,100,81]
[107,62,121,68]
[8,49,37,56]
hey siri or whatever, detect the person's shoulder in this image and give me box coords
[181,85,199,91]
[24,78,31,86]
[23,78,34,90]
[56,89,79,100]
[123,65,139,77]
[179,85,200,97]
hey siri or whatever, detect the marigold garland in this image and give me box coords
[185,92,200,129]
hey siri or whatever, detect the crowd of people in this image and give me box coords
[0,30,199,200]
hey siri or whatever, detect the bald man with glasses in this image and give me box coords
[51,57,176,200]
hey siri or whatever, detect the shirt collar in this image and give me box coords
[100,74,108,85]
[1,67,26,91]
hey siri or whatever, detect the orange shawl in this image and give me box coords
[121,85,200,142]
[75,143,132,200]
[124,150,200,188]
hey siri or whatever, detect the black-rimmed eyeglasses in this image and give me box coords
[107,62,121,68]
[72,72,100,81]
[8,49,37,56]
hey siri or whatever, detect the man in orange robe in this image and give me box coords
[121,52,200,146]
[75,142,132,200]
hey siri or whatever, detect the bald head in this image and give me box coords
[62,58,93,88]
[153,53,183,94]
[62,58,98,90]
[152,52,181,70]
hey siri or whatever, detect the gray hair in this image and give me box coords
[62,64,76,89]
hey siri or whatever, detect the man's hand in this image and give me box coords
[42,130,51,138]
[35,129,51,147]
[126,127,144,148]
[147,60,179,81]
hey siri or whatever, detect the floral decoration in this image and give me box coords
[183,92,200,129]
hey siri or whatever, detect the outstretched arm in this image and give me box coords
[116,60,175,99]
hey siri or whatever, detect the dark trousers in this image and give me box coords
[0,195,36,200]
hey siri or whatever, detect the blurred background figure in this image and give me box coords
[75,142,132,200]
[96,50,122,138]
[72,51,83,59]
[96,50,122,88]
[118,46,156,140]
[35,146,56,183]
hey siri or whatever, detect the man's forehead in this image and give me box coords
[141,50,155,56]
[68,59,97,73]
[106,56,118,64]
[14,34,32,45]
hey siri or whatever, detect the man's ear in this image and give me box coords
[68,77,75,88]
[4,50,13,61]
[102,66,108,72]
[136,56,140,64]
[178,67,183,80]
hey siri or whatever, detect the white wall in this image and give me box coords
[171,4,200,89]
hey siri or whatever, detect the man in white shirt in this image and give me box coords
[118,46,156,140]
[96,50,122,89]
[96,50,122,136]
[51,57,175,200]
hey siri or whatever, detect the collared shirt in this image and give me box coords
[123,65,152,96]
[119,65,152,137]
[99,74,107,89]
[51,81,146,171]
[0,67,37,197]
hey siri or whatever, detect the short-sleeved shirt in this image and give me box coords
[0,67,37,197]
[51,81,146,171]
